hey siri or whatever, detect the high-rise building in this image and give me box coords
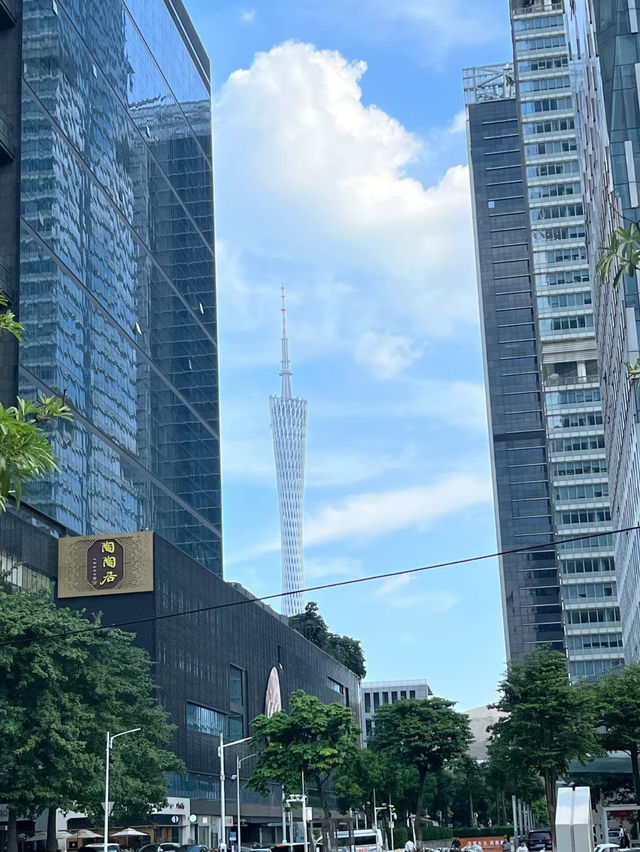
[584,0,640,660]
[0,0,222,575]
[466,0,626,680]
[269,289,308,617]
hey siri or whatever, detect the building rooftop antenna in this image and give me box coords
[279,284,293,399]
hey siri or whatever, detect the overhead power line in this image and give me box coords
[2,523,639,649]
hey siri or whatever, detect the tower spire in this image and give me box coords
[280,284,293,398]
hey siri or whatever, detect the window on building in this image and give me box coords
[409,690,416,699]
[364,692,371,713]
[382,692,389,704]
[365,719,373,738]
[328,677,346,697]
[373,692,380,709]
[391,691,398,702]
[230,666,244,707]
[186,702,243,739]
[400,690,407,699]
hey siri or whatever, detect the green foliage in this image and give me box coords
[0,294,23,340]
[369,698,472,822]
[597,223,640,291]
[0,294,72,511]
[249,689,361,818]
[598,662,640,802]
[326,634,366,679]
[289,602,366,678]
[0,396,72,510]
[0,589,183,823]
[490,646,601,830]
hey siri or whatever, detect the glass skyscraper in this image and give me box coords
[573,0,640,661]
[0,0,222,575]
[466,0,626,679]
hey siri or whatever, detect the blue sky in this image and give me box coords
[187,0,515,709]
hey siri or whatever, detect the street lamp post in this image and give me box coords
[104,729,140,852]
[218,733,251,852]
[232,752,257,852]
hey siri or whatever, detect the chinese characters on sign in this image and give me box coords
[87,538,124,591]
[58,531,154,598]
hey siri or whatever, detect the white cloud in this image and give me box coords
[355,331,422,379]
[225,472,491,565]
[240,9,256,23]
[214,41,477,345]
[447,110,467,135]
[305,473,491,546]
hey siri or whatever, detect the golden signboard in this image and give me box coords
[58,531,154,598]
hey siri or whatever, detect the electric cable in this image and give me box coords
[1,522,639,649]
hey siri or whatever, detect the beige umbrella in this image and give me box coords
[110,830,149,838]
[26,833,46,843]
[74,831,103,839]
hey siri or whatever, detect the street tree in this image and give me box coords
[369,697,471,826]
[0,588,183,852]
[334,748,419,820]
[0,294,71,511]
[249,689,361,819]
[490,646,601,838]
[598,663,640,804]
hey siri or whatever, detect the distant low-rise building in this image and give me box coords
[362,678,433,743]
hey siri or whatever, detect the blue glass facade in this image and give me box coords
[12,0,221,573]
[466,75,565,658]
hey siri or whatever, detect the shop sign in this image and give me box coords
[58,532,153,598]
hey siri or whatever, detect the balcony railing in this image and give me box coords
[544,374,599,387]
[512,0,563,15]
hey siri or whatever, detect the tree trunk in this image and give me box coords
[317,779,332,822]
[415,767,428,830]
[631,749,640,842]
[46,807,57,852]
[543,771,557,849]
[631,747,640,805]
[7,809,18,852]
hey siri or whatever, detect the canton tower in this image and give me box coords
[270,287,308,617]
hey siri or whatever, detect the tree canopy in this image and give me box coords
[369,697,471,824]
[249,689,361,818]
[599,662,640,804]
[490,646,601,838]
[289,602,366,678]
[0,589,183,852]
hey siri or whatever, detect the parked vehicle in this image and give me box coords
[595,844,620,852]
[140,844,180,852]
[527,830,552,852]
[82,844,120,852]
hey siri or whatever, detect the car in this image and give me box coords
[527,830,552,852]
[140,845,180,852]
[82,845,120,852]
[596,844,620,852]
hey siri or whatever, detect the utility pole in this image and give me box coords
[103,729,140,852]
[218,733,251,852]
